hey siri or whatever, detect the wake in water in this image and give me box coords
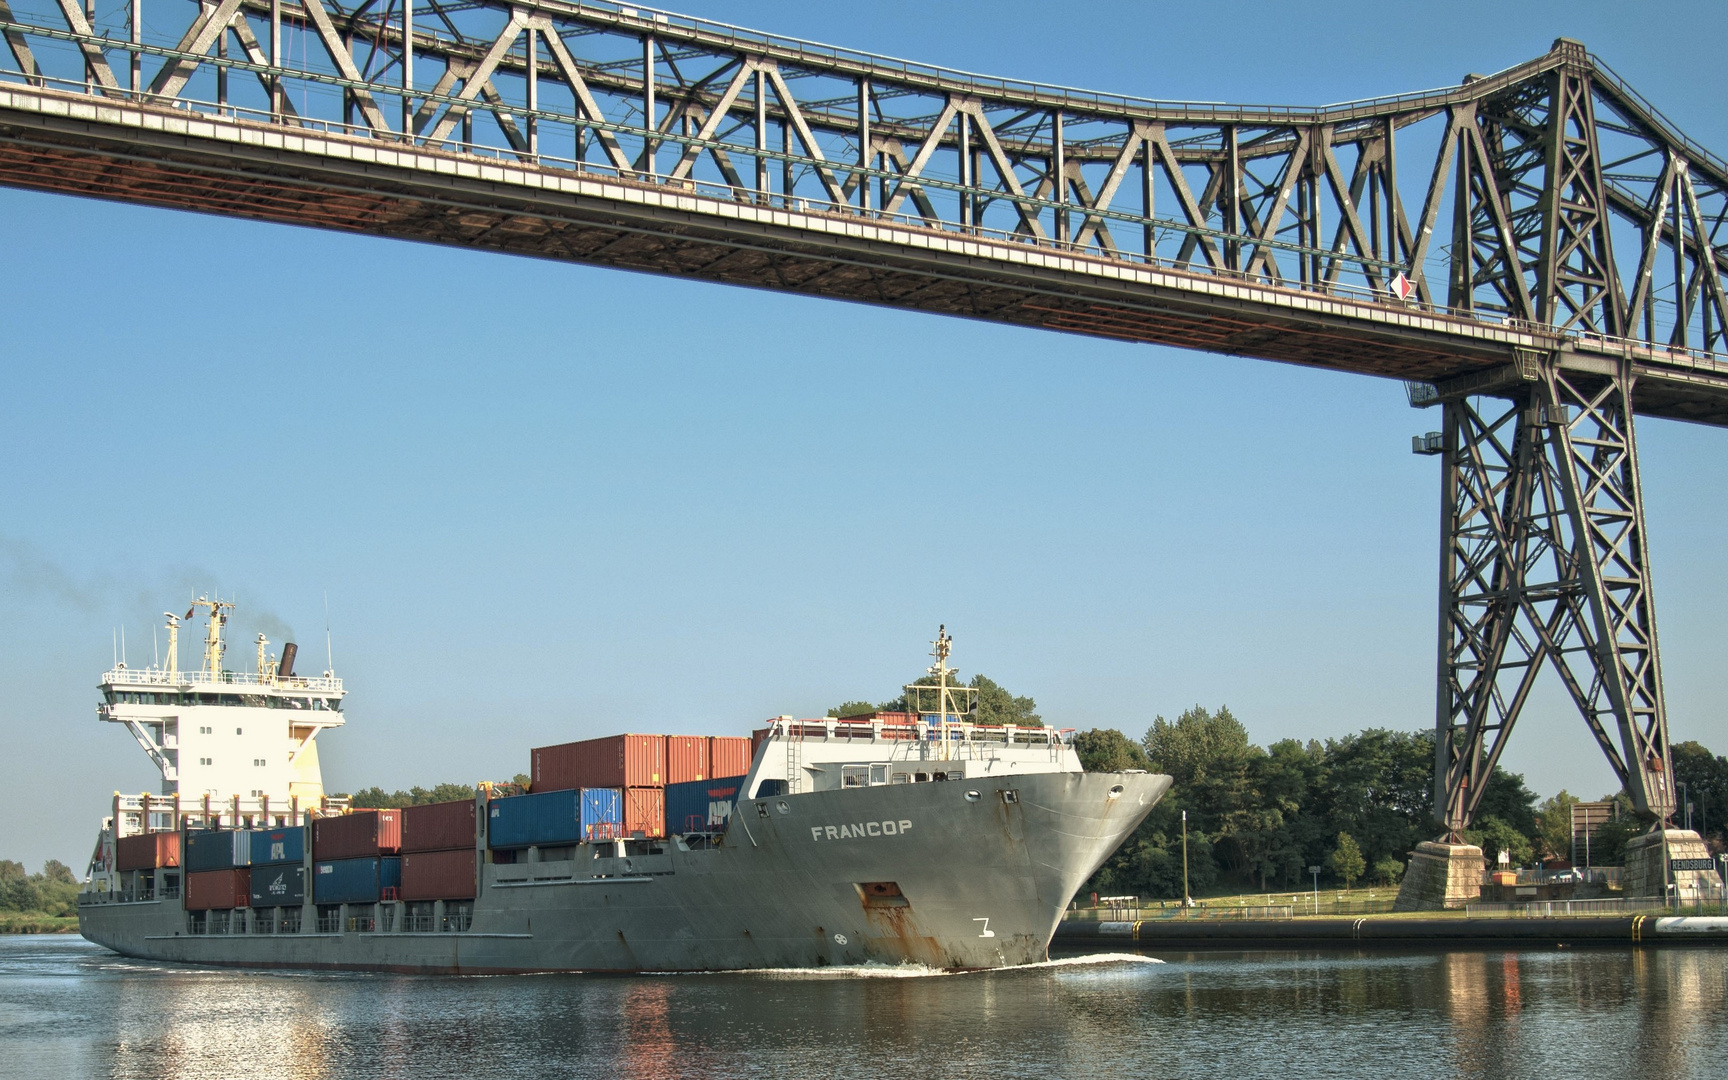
[718,952,1164,980]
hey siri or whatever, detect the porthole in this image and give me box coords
[1107,785,1124,799]
[964,790,981,802]
[777,801,790,815]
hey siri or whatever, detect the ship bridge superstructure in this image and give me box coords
[98,598,344,829]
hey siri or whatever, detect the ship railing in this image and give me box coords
[770,717,1066,747]
[101,666,343,693]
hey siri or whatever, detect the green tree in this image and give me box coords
[1073,728,1152,772]
[1464,815,1534,867]
[345,783,477,808]
[1672,740,1728,843]
[1331,832,1365,888]
[1372,855,1405,886]
[826,701,878,718]
[1535,790,1580,862]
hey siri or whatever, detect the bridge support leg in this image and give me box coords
[1397,357,1683,912]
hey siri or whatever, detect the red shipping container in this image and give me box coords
[666,735,709,784]
[623,787,666,838]
[709,736,752,778]
[116,832,180,872]
[185,868,250,910]
[532,735,665,791]
[400,848,477,900]
[401,799,476,853]
[313,809,401,860]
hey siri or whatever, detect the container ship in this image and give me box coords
[79,603,1170,972]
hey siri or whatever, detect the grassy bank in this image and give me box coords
[0,914,79,934]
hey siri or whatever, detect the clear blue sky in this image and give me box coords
[3,1,1724,870]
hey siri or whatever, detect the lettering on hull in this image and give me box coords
[810,820,912,841]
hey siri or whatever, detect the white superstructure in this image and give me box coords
[98,598,344,821]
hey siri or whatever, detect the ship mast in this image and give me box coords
[907,625,976,761]
[191,596,233,676]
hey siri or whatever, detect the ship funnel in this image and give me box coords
[278,642,298,678]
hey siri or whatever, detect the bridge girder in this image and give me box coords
[0,1,1724,827]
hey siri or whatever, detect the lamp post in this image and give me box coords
[1308,865,1321,915]
[1181,810,1191,913]
[1678,781,1690,831]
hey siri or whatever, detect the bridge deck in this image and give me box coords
[2,84,1725,425]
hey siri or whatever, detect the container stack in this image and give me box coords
[400,799,479,902]
[312,810,402,905]
[183,827,250,911]
[247,826,306,909]
[531,735,667,838]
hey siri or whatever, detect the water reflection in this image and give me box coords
[1,938,1724,1079]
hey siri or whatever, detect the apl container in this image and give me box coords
[184,829,251,872]
[666,735,709,784]
[248,864,307,907]
[249,826,305,867]
[312,810,401,860]
[401,799,477,853]
[312,856,402,905]
[486,788,623,848]
[185,868,250,910]
[708,736,752,778]
[664,776,744,834]
[531,734,664,791]
[116,832,180,872]
[401,849,477,900]
[623,787,666,839]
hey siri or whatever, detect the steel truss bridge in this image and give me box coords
[3,0,1725,835]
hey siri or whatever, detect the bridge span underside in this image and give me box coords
[0,81,1535,391]
[2,0,1727,832]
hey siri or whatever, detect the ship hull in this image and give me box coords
[80,770,1168,972]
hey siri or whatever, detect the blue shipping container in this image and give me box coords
[249,826,305,867]
[184,829,251,872]
[665,775,744,834]
[312,857,402,905]
[248,864,306,907]
[487,788,623,849]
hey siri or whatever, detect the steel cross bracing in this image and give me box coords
[1433,354,1674,831]
[0,1,1724,827]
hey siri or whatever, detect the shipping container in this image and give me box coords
[665,735,709,784]
[248,864,306,907]
[185,867,250,910]
[664,776,744,834]
[312,856,402,905]
[116,832,180,872]
[401,799,477,853]
[532,734,664,791]
[623,787,666,838]
[312,810,401,860]
[249,826,305,867]
[708,736,752,778]
[401,849,477,900]
[184,829,251,872]
[486,788,623,848]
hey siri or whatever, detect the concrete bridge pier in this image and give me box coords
[1394,841,1486,911]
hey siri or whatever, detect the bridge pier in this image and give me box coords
[1398,355,1686,913]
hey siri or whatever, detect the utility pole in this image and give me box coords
[1181,810,1190,913]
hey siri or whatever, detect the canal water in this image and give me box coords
[1,935,1722,1079]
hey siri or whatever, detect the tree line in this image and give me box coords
[1,860,79,917]
[1077,705,1727,897]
